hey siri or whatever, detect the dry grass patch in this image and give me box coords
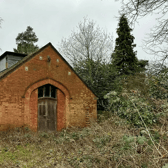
[0,114,168,167]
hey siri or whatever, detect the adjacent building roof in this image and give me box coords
[0,43,97,97]
[0,51,27,60]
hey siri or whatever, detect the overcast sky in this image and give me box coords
[0,0,160,63]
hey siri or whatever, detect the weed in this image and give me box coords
[24,133,31,138]
[137,136,147,144]
[121,135,136,150]
[153,131,161,143]
[40,132,49,138]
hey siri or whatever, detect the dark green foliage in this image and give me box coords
[111,14,139,76]
[145,63,168,100]
[14,26,39,54]
[74,59,121,110]
[147,66,168,100]
[137,60,149,72]
[104,63,168,127]
[104,90,157,127]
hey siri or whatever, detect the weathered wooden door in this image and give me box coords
[38,98,57,132]
[38,84,57,132]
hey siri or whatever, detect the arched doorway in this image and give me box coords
[24,78,70,132]
[38,84,57,132]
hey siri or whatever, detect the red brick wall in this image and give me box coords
[0,44,97,132]
[30,89,38,131]
[57,89,66,131]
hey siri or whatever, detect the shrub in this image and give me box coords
[104,90,157,127]
[121,135,136,150]
[137,135,147,144]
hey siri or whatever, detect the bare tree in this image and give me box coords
[59,18,113,67]
[146,61,168,77]
[59,18,114,110]
[120,0,168,63]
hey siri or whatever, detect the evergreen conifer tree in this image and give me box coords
[111,14,138,76]
[14,26,39,54]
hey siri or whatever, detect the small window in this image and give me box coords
[45,84,50,97]
[38,84,57,98]
[51,85,56,98]
[38,86,44,98]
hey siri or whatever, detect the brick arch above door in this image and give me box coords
[23,78,70,131]
[24,78,70,99]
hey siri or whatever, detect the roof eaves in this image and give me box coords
[0,51,27,60]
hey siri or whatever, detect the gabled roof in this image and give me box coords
[0,51,27,60]
[0,43,97,97]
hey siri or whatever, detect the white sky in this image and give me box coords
[0,0,160,63]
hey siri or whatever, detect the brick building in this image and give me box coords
[0,43,97,132]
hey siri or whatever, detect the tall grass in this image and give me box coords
[0,110,168,167]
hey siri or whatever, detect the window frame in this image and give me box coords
[38,84,57,99]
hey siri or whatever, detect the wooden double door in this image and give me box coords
[38,98,57,132]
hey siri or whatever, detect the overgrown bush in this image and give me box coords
[104,71,168,127]
[104,90,158,127]
[148,74,168,99]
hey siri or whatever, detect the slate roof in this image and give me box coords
[0,43,97,97]
[0,51,27,60]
